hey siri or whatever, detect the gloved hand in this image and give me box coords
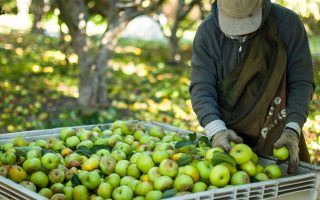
[211,129,243,152]
[274,129,299,174]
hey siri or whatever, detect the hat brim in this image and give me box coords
[218,6,262,36]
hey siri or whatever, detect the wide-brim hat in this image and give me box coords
[217,0,263,35]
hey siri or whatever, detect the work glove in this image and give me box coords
[274,129,299,174]
[211,129,243,152]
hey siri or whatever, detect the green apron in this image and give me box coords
[218,9,309,162]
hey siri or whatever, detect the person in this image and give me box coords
[189,0,315,174]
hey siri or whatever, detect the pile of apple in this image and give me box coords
[0,121,288,200]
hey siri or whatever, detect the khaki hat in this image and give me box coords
[217,0,263,35]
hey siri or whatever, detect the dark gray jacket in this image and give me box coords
[190,0,315,128]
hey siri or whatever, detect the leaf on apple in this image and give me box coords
[176,153,193,167]
[15,146,41,157]
[174,140,194,149]
[188,132,197,141]
[71,173,81,187]
[162,189,177,198]
[41,149,53,156]
[211,152,236,167]
[91,145,110,153]
[196,136,211,147]
[76,146,92,157]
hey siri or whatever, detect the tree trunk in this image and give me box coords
[30,0,44,34]
[168,20,180,65]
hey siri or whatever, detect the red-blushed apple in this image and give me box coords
[30,171,49,189]
[137,154,155,174]
[230,171,250,185]
[145,190,163,200]
[135,181,154,196]
[112,185,133,200]
[196,160,213,180]
[264,164,282,179]
[154,176,173,191]
[192,181,207,193]
[273,146,289,161]
[147,167,161,182]
[97,182,113,199]
[174,174,194,191]
[209,164,230,187]
[159,159,178,177]
[99,155,116,175]
[106,173,121,188]
[230,143,253,165]
[240,160,257,177]
[73,185,89,200]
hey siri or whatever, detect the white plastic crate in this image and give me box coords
[0,121,318,200]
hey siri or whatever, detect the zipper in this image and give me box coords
[237,37,247,64]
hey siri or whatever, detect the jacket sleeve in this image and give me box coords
[281,14,315,128]
[189,28,222,127]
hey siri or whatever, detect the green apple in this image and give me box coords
[120,122,136,135]
[96,149,110,158]
[61,148,73,157]
[49,168,65,183]
[264,164,282,179]
[63,185,73,200]
[97,182,113,199]
[94,138,108,146]
[99,155,116,175]
[115,160,131,177]
[102,129,112,137]
[162,135,173,143]
[254,172,269,181]
[130,152,142,164]
[192,182,207,193]
[145,190,163,200]
[51,140,66,153]
[35,139,49,149]
[112,185,133,200]
[251,152,259,164]
[159,159,178,177]
[152,150,170,164]
[196,160,213,180]
[51,193,66,200]
[8,165,27,183]
[230,143,253,164]
[209,164,230,187]
[3,142,14,152]
[256,165,264,173]
[73,185,89,200]
[22,157,41,172]
[205,147,224,161]
[107,134,123,148]
[13,136,29,147]
[60,127,76,141]
[19,181,37,192]
[3,151,17,165]
[30,171,49,188]
[230,171,250,185]
[38,188,53,198]
[106,173,121,188]
[178,165,199,182]
[91,126,102,134]
[221,162,237,174]
[65,153,82,165]
[77,140,94,149]
[113,142,132,155]
[149,126,165,139]
[111,150,126,161]
[153,143,173,151]
[174,174,194,191]
[273,146,289,161]
[128,164,141,179]
[154,176,173,191]
[41,153,59,170]
[240,160,257,177]
[137,154,155,174]
[207,185,218,190]
[51,182,65,194]
[133,196,146,200]
[147,167,161,182]
[135,144,151,152]
[120,176,139,190]
[0,166,8,177]
[66,136,81,149]
[27,149,42,159]
[124,135,135,145]
[135,181,153,196]
[82,171,101,190]
[81,157,99,171]
[133,130,145,141]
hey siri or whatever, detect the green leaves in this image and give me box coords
[176,153,193,167]
[162,189,177,198]
[71,173,81,186]
[76,145,109,157]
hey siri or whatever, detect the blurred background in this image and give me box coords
[0,0,319,163]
